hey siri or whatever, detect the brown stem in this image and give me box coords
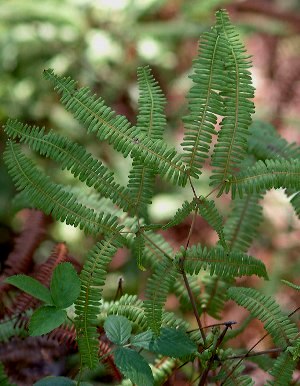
[198,324,232,386]
[225,347,283,360]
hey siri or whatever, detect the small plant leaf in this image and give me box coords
[104,315,132,345]
[130,330,153,350]
[150,327,197,358]
[29,306,67,336]
[114,347,154,386]
[50,263,81,309]
[5,275,53,304]
[34,376,75,385]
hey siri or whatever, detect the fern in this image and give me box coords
[228,287,298,346]
[266,351,297,386]
[128,66,166,218]
[144,255,178,335]
[4,119,134,212]
[225,158,300,198]
[248,120,300,161]
[43,69,187,187]
[75,236,120,368]
[210,10,255,190]
[181,28,225,178]
[290,191,300,218]
[177,245,267,278]
[162,199,197,229]
[217,361,254,386]
[132,232,146,271]
[3,141,124,239]
[223,193,263,252]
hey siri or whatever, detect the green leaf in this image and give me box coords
[150,327,197,358]
[34,377,75,386]
[104,315,132,345]
[130,330,153,350]
[5,275,53,304]
[50,263,81,309]
[114,347,154,386]
[29,306,67,336]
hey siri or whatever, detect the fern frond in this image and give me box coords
[218,361,254,386]
[181,28,226,178]
[151,357,177,386]
[210,10,255,190]
[177,245,267,279]
[290,192,300,218]
[4,141,124,238]
[75,236,120,368]
[128,66,166,217]
[43,69,187,187]
[144,255,178,335]
[132,232,146,270]
[162,199,197,229]
[196,196,227,249]
[248,120,300,161]
[140,231,174,269]
[228,287,298,346]
[224,193,263,252]
[266,351,296,386]
[281,279,300,291]
[4,119,133,212]
[225,158,300,198]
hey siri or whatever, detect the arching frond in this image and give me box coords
[224,158,300,198]
[210,10,255,190]
[75,236,120,368]
[181,28,226,178]
[249,120,300,161]
[4,119,133,212]
[266,351,296,386]
[224,193,263,252]
[228,287,298,346]
[144,256,177,335]
[4,141,124,239]
[177,245,267,279]
[43,69,187,187]
[132,232,146,270]
[128,66,166,217]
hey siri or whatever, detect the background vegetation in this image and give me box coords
[0,0,299,384]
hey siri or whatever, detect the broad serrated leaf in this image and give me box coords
[149,327,197,358]
[130,330,153,350]
[5,275,53,304]
[104,315,132,345]
[50,263,81,309]
[114,347,154,386]
[29,306,67,336]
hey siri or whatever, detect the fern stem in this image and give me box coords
[178,255,206,346]
[225,347,283,360]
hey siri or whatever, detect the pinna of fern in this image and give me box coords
[128,66,166,219]
[43,68,187,187]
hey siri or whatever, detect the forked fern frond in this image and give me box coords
[144,255,178,335]
[43,69,187,187]
[4,119,133,212]
[4,141,124,239]
[75,236,120,368]
[224,158,300,198]
[181,28,225,178]
[224,193,263,252]
[228,287,298,346]
[177,245,267,278]
[266,351,296,386]
[210,10,255,190]
[128,66,166,217]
